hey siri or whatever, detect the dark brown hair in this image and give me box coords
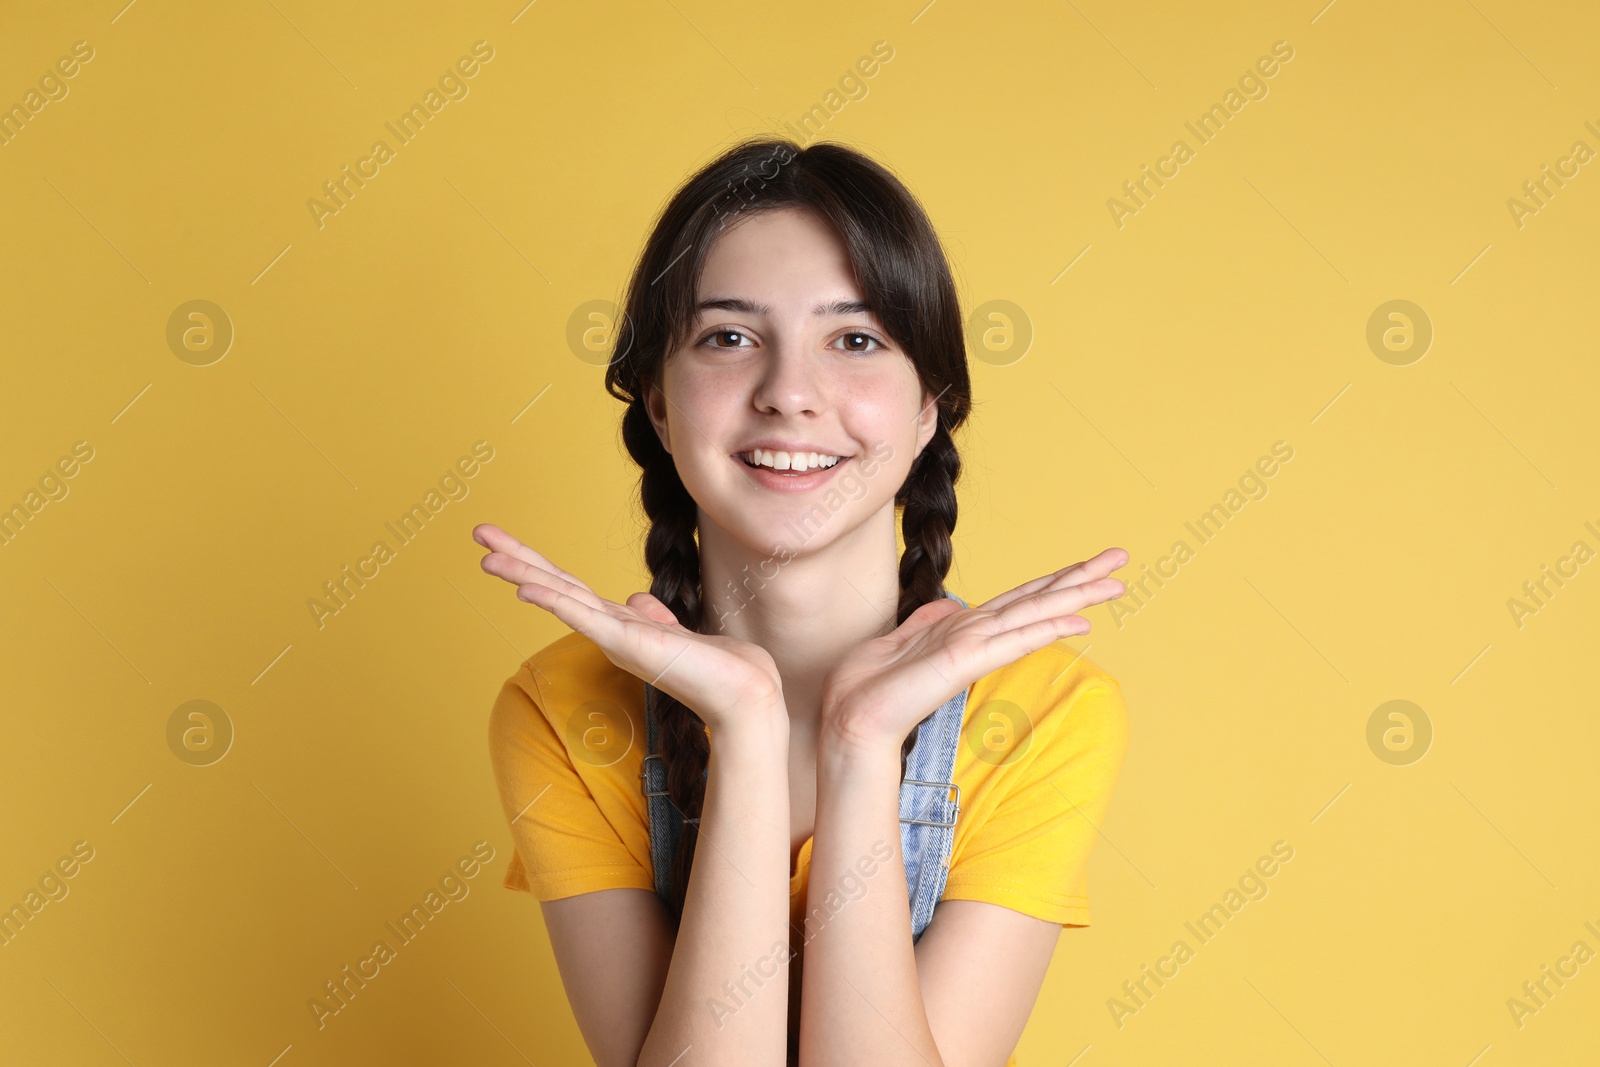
[603,137,972,926]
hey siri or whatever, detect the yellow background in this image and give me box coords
[3,0,1597,1063]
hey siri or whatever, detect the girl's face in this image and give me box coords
[645,206,938,558]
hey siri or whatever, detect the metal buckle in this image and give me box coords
[639,753,669,798]
[898,779,961,828]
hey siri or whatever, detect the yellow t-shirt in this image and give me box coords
[488,628,1130,1059]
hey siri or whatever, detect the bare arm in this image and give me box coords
[476,524,797,1066]
[539,889,674,1066]
[638,707,792,1066]
[914,900,1062,1065]
[518,708,793,1067]
[800,550,1127,1065]
[801,739,1064,1067]
[800,739,945,1065]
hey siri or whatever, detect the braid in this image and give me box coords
[894,421,962,780]
[595,138,976,925]
[623,400,964,922]
[621,401,710,926]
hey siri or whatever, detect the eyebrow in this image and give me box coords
[695,297,874,317]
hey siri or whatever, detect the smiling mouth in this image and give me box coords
[736,448,843,474]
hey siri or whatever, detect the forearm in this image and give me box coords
[638,707,793,1067]
[798,735,944,1066]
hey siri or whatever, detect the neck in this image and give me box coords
[696,504,902,736]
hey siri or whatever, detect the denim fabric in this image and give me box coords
[639,685,687,905]
[640,594,968,943]
[897,663,968,943]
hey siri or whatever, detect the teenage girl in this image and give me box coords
[479,138,1131,1067]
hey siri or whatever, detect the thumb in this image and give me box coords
[626,591,681,626]
[898,596,964,637]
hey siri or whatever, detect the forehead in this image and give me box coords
[695,208,865,310]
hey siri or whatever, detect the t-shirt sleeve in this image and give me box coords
[940,676,1131,927]
[486,662,655,901]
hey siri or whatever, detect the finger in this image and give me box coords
[475,525,599,598]
[895,597,965,641]
[1045,547,1127,589]
[977,613,1093,669]
[1074,548,1128,584]
[976,563,1086,613]
[474,528,607,610]
[515,580,628,646]
[625,591,681,627]
[989,577,1126,631]
[519,583,697,698]
[976,548,1129,613]
[483,551,608,612]
[972,563,1113,620]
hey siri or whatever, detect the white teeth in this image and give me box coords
[742,449,841,472]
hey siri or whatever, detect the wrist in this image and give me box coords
[706,698,791,751]
[817,730,903,794]
[818,702,901,768]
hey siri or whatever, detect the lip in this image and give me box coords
[730,451,850,493]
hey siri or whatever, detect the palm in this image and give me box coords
[822,548,1129,750]
[473,523,783,728]
[821,599,979,739]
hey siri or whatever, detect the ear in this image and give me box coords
[912,386,940,459]
[644,383,672,454]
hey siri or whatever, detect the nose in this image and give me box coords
[750,340,824,417]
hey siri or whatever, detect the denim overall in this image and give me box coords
[638,594,969,944]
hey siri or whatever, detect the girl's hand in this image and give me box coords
[818,548,1129,754]
[473,523,786,735]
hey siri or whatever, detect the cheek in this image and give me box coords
[839,382,923,459]
[839,363,921,421]
[663,367,736,445]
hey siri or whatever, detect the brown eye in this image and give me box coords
[835,332,884,354]
[703,329,753,349]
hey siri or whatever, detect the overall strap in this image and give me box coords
[639,683,689,904]
[901,593,969,943]
[639,592,970,941]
